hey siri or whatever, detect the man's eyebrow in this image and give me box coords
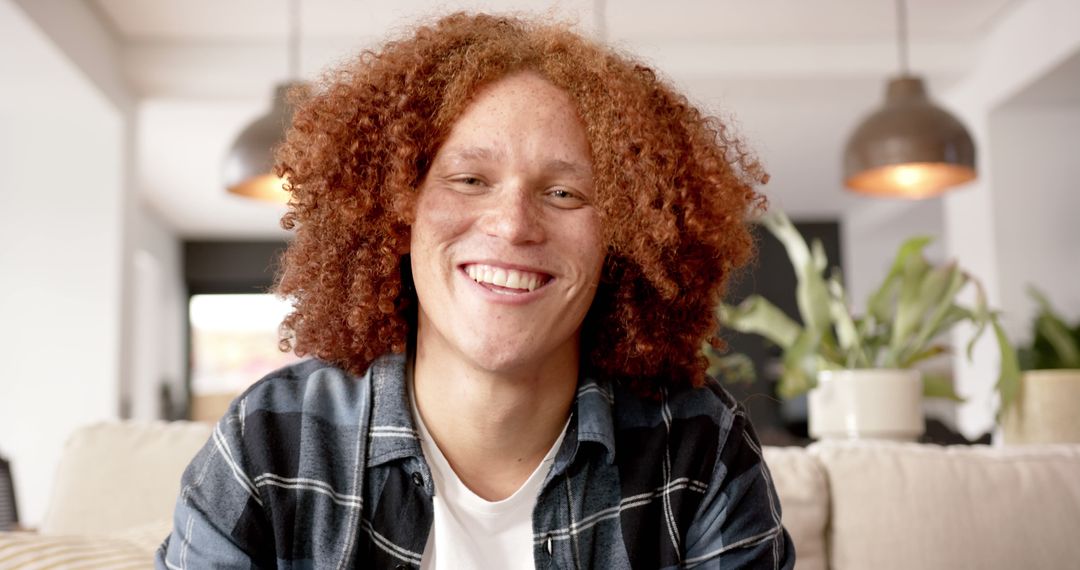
[439,147,592,177]
[543,159,592,178]
[440,146,503,163]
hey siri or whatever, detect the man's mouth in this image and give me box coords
[463,263,551,294]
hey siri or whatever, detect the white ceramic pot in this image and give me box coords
[808,369,924,441]
[1002,369,1080,444]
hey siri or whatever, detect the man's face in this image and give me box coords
[410,71,604,376]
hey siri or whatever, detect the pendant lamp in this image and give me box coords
[843,0,976,198]
[223,0,303,203]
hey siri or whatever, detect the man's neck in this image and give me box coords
[411,338,578,502]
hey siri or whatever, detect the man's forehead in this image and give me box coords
[441,146,500,162]
[437,145,593,176]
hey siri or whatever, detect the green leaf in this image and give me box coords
[777,329,820,398]
[1018,346,1037,371]
[866,272,899,325]
[889,243,937,356]
[855,314,888,366]
[1035,314,1080,368]
[827,272,867,367]
[900,344,950,368]
[964,279,992,361]
[922,372,964,401]
[760,211,811,281]
[993,317,1022,414]
[796,256,833,339]
[703,346,757,384]
[1028,288,1080,369]
[1029,286,1055,314]
[811,238,828,275]
[760,212,832,336]
[899,263,968,364]
[719,297,802,349]
[867,236,933,323]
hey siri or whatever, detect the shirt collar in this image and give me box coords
[365,354,618,469]
[367,353,424,467]
[568,377,618,465]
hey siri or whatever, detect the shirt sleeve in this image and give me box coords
[681,405,796,569]
[155,399,275,569]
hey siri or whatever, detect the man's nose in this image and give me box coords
[478,187,545,244]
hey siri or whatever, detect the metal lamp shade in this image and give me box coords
[844,76,976,198]
[224,82,302,203]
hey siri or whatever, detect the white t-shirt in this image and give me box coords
[412,396,567,570]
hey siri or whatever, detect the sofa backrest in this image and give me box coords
[35,421,1080,569]
[762,446,829,570]
[39,421,212,536]
[810,441,1080,570]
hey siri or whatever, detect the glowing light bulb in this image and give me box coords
[891,164,927,188]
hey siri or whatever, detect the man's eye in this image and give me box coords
[447,176,487,194]
[547,188,587,208]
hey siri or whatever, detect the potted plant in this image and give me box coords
[718,211,1019,441]
[1002,288,1080,444]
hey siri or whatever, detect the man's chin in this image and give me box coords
[464,348,539,376]
[461,343,573,379]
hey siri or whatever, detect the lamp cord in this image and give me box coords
[896,0,909,75]
[288,0,300,80]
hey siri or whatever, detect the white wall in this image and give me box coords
[989,106,1080,340]
[940,0,1080,438]
[0,0,189,524]
[11,2,188,399]
[0,0,125,525]
[128,204,187,421]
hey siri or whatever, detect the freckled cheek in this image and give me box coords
[413,196,470,249]
[420,193,477,236]
[412,203,475,293]
[578,220,606,281]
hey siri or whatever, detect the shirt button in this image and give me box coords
[411,472,424,487]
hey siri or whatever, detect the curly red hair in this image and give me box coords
[275,12,766,397]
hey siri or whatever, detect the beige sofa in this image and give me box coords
[0,422,212,569]
[1,421,1078,568]
[764,442,1080,569]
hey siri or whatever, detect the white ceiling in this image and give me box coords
[93,0,1013,43]
[83,0,1018,238]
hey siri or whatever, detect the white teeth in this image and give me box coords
[464,264,547,292]
[505,270,521,289]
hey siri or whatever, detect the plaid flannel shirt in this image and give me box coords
[156,354,794,569]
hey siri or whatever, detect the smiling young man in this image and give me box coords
[158,13,794,570]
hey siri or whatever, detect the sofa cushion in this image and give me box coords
[811,441,1080,570]
[762,446,828,570]
[0,525,164,569]
[39,421,212,536]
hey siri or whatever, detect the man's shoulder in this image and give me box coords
[671,377,740,421]
[603,378,743,480]
[212,356,400,479]
[233,355,392,425]
[612,377,740,435]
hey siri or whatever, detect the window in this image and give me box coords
[188,294,301,421]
